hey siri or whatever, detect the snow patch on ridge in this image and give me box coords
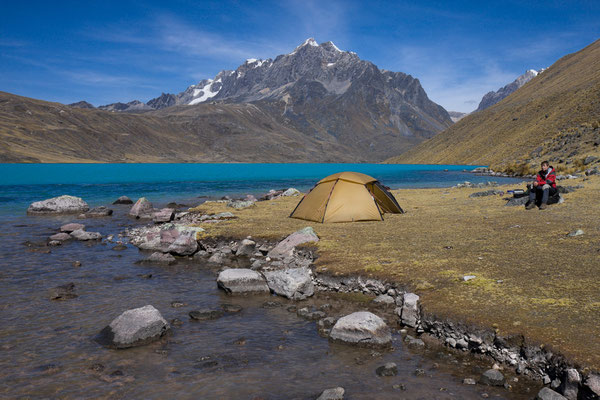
[189,78,220,105]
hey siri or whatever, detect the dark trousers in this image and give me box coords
[529,185,557,204]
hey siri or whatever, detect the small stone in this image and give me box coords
[49,282,77,300]
[170,318,183,327]
[189,309,224,321]
[480,369,505,386]
[415,368,425,376]
[463,275,477,282]
[376,362,398,377]
[316,387,345,400]
[49,232,72,242]
[70,229,102,241]
[567,229,584,237]
[60,223,85,233]
[372,294,395,305]
[72,261,81,267]
[404,335,425,347]
[261,301,282,308]
[463,378,476,385]
[170,301,186,308]
[221,304,243,313]
[96,305,170,349]
[112,244,127,251]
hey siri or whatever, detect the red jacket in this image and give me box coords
[535,167,557,188]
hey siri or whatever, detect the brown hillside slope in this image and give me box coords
[387,39,600,172]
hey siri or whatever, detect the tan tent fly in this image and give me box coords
[289,171,404,223]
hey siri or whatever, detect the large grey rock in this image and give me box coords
[329,311,392,347]
[584,373,600,397]
[27,195,89,215]
[480,369,505,386]
[217,268,269,293]
[263,267,314,300]
[399,292,420,328]
[60,223,85,233]
[153,208,175,223]
[129,197,153,218]
[167,232,198,256]
[317,387,345,400]
[536,387,567,400]
[113,196,133,204]
[267,227,319,259]
[97,305,170,349]
[235,239,256,256]
[146,252,176,265]
[70,229,102,241]
[49,232,72,242]
[560,368,581,400]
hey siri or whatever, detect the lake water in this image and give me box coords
[0,164,532,399]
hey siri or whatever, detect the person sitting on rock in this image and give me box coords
[525,161,557,210]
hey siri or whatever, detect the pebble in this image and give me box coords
[567,229,584,237]
[376,362,398,377]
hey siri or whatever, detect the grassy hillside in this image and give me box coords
[387,39,600,173]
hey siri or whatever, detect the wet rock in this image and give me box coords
[317,317,337,330]
[72,261,81,267]
[317,387,345,400]
[480,369,505,386]
[297,308,326,321]
[267,227,319,259]
[81,206,113,218]
[189,309,224,321]
[372,294,395,305]
[329,311,392,347]
[264,267,314,300]
[153,208,175,223]
[170,301,186,308]
[27,195,89,215]
[129,197,153,218]
[167,233,198,256]
[376,362,398,377]
[235,239,256,256]
[146,252,176,265]
[404,335,425,347]
[49,282,77,300]
[536,387,567,400]
[584,373,600,397]
[113,196,133,204]
[49,232,71,242]
[217,269,269,293]
[48,240,62,246]
[70,229,102,241]
[60,223,85,233]
[463,378,477,385]
[208,252,226,264]
[560,368,581,400]
[112,244,127,251]
[261,301,282,308]
[221,304,243,313]
[96,305,170,349]
[399,293,420,328]
[170,318,183,327]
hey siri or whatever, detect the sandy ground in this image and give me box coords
[192,175,600,369]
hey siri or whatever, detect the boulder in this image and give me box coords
[81,206,113,218]
[376,362,398,377]
[167,232,198,256]
[263,267,314,300]
[480,369,505,386]
[317,387,345,400]
[329,311,392,347]
[129,197,153,218]
[49,232,72,242]
[584,373,600,397]
[49,282,77,300]
[536,387,567,400]
[399,293,420,328]
[96,305,170,349]
[560,368,581,400]
[70,229,102,241]
[60,223,85,233]
[282,188,300,196]
[217,269,269,293]
[235,239,256,256]
[153,208,175,223]
[146,252,176,265]
[27,195,89,215]
[372,294,395,305]
[113,196,134,204]
[267,227,319,259]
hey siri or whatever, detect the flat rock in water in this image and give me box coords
[113,196,133,205]
[480,369,505,386]
[329,311,392,347]
[376,362,398,376]
[60,223,85,233]
[536,387,567,400]
[263,267,314,300]
[217,269,269,293]
[81,206,113,218]
[167,232,198,256]
[27,195,89,215]
[70,229,102,241]
[189,309,224,321]
[317,387,345,400]
[129,197,153,218]
[49,282,77,300]
[267,227,319,259]
[96,305,170,349]
[49,232,71,242]
[146,252,176,265]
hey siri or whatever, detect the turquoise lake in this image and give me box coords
[0,163,522,215]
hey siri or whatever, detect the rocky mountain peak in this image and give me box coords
[476,69,543,112]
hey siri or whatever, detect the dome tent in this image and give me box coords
[290,172,404,223]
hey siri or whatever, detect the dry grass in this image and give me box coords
[194,176,600,368]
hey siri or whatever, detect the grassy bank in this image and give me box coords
[192,175,600,369]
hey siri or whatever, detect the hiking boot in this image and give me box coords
[525,201,536,210]
[539,203,547,210]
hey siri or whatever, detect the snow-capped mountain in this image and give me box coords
[476,69,542,111]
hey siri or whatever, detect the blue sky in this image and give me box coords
[1,0,598,112]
